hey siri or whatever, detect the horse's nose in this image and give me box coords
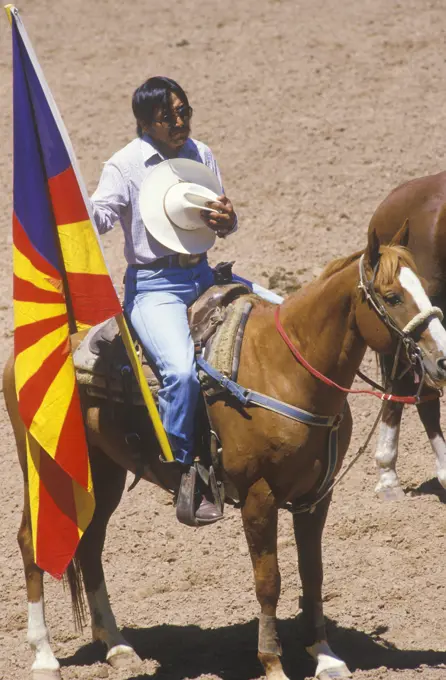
[437,357,446,373]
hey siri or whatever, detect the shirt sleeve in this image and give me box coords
[203,146,238,238]
[90,161,129,235]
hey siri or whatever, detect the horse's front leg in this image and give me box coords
[242,479,289,680]
[18,501,61,680]
[374,401,405,500]
[4,355,61,680]
[416,396,446,488]
[293,496,351,680]
[76,447,141,671]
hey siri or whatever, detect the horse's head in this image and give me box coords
[355,221,446,388]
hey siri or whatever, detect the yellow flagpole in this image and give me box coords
[116,313,174,461]
[4,4,13,24]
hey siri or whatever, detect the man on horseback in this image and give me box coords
[90,76,237,525]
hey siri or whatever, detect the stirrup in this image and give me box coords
[176,465,200,527]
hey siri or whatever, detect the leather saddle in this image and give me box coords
[77,281,251,405]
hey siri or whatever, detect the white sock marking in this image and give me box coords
[28,599,60,671]
[375,421,400,468]
[87,581,131,652]
[306,640,350,677]
[429,433,446,487]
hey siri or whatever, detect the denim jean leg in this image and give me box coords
[124,265,211,465]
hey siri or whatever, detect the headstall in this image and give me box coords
[357,254,443,396]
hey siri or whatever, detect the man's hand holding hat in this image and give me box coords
[200,195,236,238]
[139,158,237,253]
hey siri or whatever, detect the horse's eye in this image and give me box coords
[384,293,402,306]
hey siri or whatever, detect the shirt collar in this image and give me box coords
[141,134,195,164]
[141,134,163,164]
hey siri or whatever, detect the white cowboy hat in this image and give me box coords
[139,158,222,254]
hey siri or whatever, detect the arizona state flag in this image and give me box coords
[9,6,122,578]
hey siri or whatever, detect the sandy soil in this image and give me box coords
[2,1,446,678]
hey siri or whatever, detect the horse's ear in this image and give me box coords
[389,218,410,248]
[366,228,381,269]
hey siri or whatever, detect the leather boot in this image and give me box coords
[195,496,223,525]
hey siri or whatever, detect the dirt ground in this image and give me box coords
[2,0,446,678]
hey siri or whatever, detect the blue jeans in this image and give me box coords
[124,259,215,465]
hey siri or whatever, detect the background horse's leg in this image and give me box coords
[416,396,446,488]
[293,497,351,680]
[374,401,405,500]
[374,354,405,500]
[241,479,289,680]
[75,447,141,671]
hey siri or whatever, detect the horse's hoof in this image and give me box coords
[317,664,352,680]
[376,484,405,501]
[31,670,62,680]
[106,644,141,670]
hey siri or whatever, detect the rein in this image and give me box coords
[274,255,443,405]
[275,306,424,404]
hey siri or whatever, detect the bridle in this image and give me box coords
[357,253,443,395]
[275,254,443,404]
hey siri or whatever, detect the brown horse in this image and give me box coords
[368,171,446,500]
[4,226,446,680]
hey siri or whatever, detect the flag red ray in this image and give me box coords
[54,387,89,489]
[14,314,68,356]
[35,449,80,579]
[18,339,69,429]
[13,212,61,281]
[14,274,65,304]
[66,272,122,326]
[48,166,89,226]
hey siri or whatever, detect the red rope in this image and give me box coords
[274,306,438,405]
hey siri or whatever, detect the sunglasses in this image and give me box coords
[155,105,193,127]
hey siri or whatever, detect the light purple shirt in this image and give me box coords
[91,135,236,265]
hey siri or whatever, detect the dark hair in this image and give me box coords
[132,76,190,137]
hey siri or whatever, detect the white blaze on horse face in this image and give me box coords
[399,267,446,354]
[27,599,60,671]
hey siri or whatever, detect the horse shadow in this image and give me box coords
[60,615,446,679]
[405,477,446,504]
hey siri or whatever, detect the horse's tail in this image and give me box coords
[64,557,87,632]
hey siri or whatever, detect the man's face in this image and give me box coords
[143,92,192,153]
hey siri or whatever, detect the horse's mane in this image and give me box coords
[319,245,417,283]
[319,250,363,280]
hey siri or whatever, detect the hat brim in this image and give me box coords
[139,158,221,255]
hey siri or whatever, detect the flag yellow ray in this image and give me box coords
[15,322,69,393]
[26,432,41,557]
[14,300,67,327]
[13,245,62,293]
[58,220,110,275]
[30,354,75,457]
